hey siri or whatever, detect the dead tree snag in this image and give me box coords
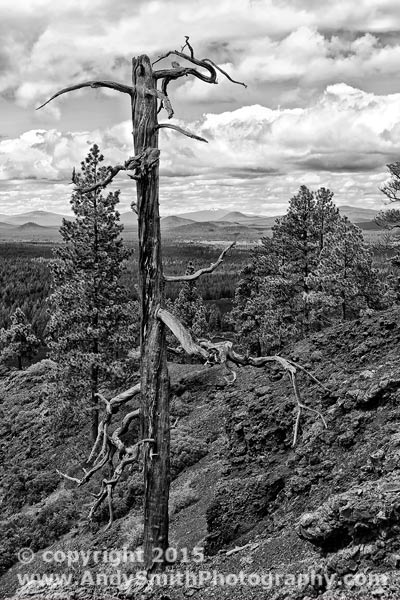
[38,38,245,572]
[39,37,325,574]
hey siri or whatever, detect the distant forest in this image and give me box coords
[0,241,249,341]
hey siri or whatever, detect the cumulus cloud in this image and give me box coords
[0,83,396,215]
[162,84,400,177]
[0,124,132,181]
[2,0,400,114]
[177,26,400,109]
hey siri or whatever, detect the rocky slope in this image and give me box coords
[2,307,400,599]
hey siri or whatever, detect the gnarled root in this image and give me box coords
[56,384,155,528]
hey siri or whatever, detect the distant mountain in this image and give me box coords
[216,211,251,221]
[174,206,380,225]
[173,209,230,222]
[337,205,378,222]
[16,222,47,230]
[0,205,383,243]
[171,210,278,229]
[0,205,380,228]
[0,210,70,227]
[161,215,196,229]
[162,220,260,241]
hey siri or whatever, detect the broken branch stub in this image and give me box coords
[157,308,209,359]
[73,149,161,194]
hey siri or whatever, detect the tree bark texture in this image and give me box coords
[131,55,170,571]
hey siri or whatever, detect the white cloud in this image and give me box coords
[2,0,400,113]
[0,125,131,181]
[0,83,397,215]
[161,84,400,178]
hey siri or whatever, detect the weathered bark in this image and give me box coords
[91,365,99,443]
[132,55,170,571]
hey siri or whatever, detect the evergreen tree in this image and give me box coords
[375,162,400,298]
[272,185,323,333]
[230,239,275,354]
[380,161,400,203]
[170,261,208,338]
[207,304,222,332]
[307,218,381,320]
[0,308,39,370]
[233,185,340,349]
[47,144,138,440]
[232,185,382,352]
[314,187,341,251]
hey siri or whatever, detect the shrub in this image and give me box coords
[170,428,208,479]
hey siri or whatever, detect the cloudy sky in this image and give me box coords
[1,0,400,216]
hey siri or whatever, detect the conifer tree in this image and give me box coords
[0,308,39,370]
[47,144,137,440]
[232,186,382,350]
[207,304,222,333]
[272,185,322,333]
[314,187,341,251]
[307,218,380,320]
[170,261,208,338]
[231,239,274,354]
[233,185,340,349]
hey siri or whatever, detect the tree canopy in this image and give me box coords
[47,144,138,439]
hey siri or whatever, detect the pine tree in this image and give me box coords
[233,186,340,351]
[231,239,275,354]
[314,187,341,251]
[231,186,382,351]
[171,261,208,338]
[380,162,400,203]
[47,144,138,440]
[307,218,381,320]
[272,185,322,333]
[207,304,222,332]
[375,162,400,299]
[0,308,39,370]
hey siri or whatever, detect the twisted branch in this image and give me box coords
[181,35,195,58]
[152,37,246,118]
[203,58,247,88]
[381,162,400,203]
[164,242,235,282]
[157,310,327,446]
[56,384,154,528]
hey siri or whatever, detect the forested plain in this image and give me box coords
[0,240,249,346]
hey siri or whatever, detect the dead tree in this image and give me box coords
[39,37,326,572]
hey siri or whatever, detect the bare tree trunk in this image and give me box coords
[91,364,99,442]
[132,55,170,571]
[37,38,246,576]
